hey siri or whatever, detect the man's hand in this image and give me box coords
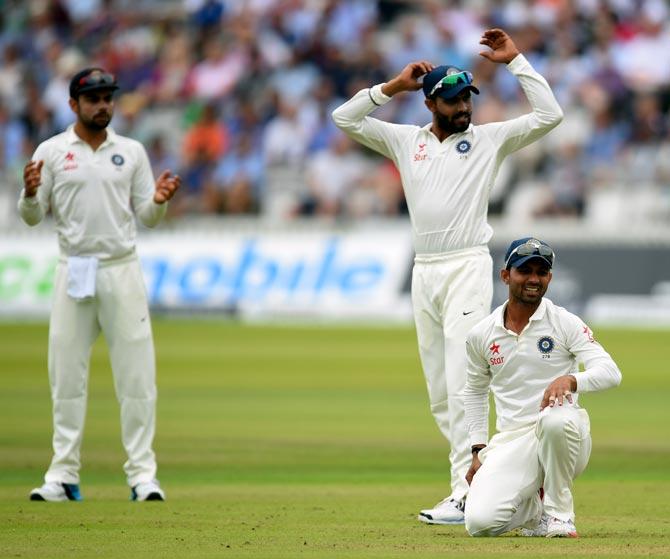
[479,28,520,65]
[23,160,44,198]
[153,170,181,204]
[540,374,578,410]
[465,453,482,486]
[382,61,434,97]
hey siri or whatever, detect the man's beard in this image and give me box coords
[80,112,111,131]
[435,111,471,134]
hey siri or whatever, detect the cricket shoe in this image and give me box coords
[130,479,165,501]
[520,513,550,537]
[29,482,82,502]
[418,497,465,525]
[546,516,578,538]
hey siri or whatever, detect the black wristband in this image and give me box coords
[472,445,486,454]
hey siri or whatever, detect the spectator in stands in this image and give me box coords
[207,130,264,214]
[1,0,670,225]
[263,98,310,167]
[182,102,229,166]
[301,132,371,218]
[185,35,247,101]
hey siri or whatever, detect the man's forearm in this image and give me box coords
[508,54,563,127]
[381,79,404,97]
[464,389,489,446]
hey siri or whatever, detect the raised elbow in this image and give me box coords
[331,106,348,129]
[547,106,564,127]
[553,106,564,125]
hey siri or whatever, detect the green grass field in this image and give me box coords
[0,321,668,558]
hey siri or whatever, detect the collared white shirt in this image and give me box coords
[463,298,622,446]
[332,55,563,255]
[18,125,166,261]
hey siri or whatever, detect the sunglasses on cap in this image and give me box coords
[505,241,554,269]
[429,71,474,98]
[78,71,117,89]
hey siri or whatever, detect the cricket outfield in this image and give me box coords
[0,321,667,558]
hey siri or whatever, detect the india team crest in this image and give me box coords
[456,140,471,154]
[537,336,555,354]
[111,154,125,166]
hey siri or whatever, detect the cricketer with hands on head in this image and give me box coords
[463,238,622,538]
[20,68,180,502]
[332,29,564,524]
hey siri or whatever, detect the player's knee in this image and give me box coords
[465,508,506,537]
[540,406,577,435]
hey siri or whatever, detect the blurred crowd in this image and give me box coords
[1,0,670,226]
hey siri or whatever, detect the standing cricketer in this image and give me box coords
[332,28,563,523]
[463,238,622,537]
[19,68,180,502]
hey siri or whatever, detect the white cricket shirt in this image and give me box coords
[463,298,622,446]
[332,55,563,255]
[18,126,166,261]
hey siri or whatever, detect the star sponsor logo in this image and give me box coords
[489,342,504,365]
[582,326,594,342]
[413,143,428,161]
[63,151,77,171]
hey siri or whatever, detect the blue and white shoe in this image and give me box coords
[130,479,165,501]
[418,496,465,525]
[30,482,82,502]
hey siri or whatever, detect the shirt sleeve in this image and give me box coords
[18,144,53,226]
[131,143,166,228]
[463,333,492,446]
[561,312,622,392]
[482,54,564,157]
[331,84,413,163]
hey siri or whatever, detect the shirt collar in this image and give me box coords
[421,122,473,139]
[65,125,117,147]
[496,298,548,331]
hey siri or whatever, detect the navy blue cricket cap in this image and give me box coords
[504,237,555,269]
[69,68,119,99]
[422,65,480,100]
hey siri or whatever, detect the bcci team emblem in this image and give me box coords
[456,140,471,154]
[111,154,125,166]
[537,336,555,354]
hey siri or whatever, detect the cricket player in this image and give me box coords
[463,238,622,537]
[332,29,564,523]
[19,68,180,502]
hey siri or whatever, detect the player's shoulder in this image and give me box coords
[544,298,580,322]
[468,305,502,341]
[110,131,144,150]
[470,121,508,145]
[394,122,426,137]
[35,130,70,153]
[543,298,589,337]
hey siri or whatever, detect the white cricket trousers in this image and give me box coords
[465,403,592,536]
[411,245,493,500]
[44,254,158,487]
